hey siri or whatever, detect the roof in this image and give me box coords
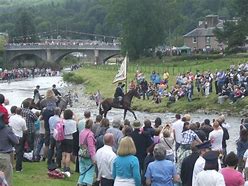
[184,27,220,38]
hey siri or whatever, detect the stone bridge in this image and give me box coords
[4,43,121,64]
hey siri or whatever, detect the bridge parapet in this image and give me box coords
[5,42,120,50]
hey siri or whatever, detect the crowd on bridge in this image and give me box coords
[6,39,120,48]
[1,84,248,186]
[0,68,60,81]
[130,62,248,104]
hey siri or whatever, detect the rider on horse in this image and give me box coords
[114,82,125,106]
[52,84,61,97]
[33,85,42,104]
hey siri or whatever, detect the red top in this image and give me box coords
[221,167,245,186]
[0,104,9,124]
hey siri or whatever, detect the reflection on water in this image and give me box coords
[0,76,241,152]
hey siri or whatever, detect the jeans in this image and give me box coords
[15,137,24,171]
[47,136,62,167]
[34,134,45,160]
[23,132,35,152]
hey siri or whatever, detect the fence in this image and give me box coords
[82,63,209,76]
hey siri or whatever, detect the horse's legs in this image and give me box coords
[124,109,127,120]
[127,108,137,120]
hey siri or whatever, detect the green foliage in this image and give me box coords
[214,21,246,52]
[0,36,7,54]
[214,0,248,52]
[0,0,241,59]
[13,10,37,42]
[108,0,169,58]
[63,72,85,84]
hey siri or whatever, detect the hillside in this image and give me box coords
[0,0,234,44]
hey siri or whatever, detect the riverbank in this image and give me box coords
[62,56,248,116]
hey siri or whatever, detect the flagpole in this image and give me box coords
[125,52,128,94]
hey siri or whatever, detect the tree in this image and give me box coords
[14,10,37,43]
[108,0,170,59]
[214,0,248,52]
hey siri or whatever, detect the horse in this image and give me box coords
[21,94,72,111]
[99,88,141,119]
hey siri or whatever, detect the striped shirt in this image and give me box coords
[21,108,38,134]
[181,129,198,145]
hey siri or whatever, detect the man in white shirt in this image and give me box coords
[172,114,184,151]
[9,107,27,172]
[95,133,117,186]
[192,141,211,186]
[192,141,221,186]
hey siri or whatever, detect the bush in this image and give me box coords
[63,72,84,84]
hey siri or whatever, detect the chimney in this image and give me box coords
[205,15,219,27]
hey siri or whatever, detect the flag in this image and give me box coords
[113,55,128,83]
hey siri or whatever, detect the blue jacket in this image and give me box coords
[112,155,141,186]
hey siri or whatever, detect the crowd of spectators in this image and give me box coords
[130,63,248,104]
[2,94,247,186]
[6,39,120,48]
[0,68,60,81]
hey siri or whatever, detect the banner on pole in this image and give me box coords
[113,55,127,83]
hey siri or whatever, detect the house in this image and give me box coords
[183,15,225,51]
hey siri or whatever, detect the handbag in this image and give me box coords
[78,132,91,159]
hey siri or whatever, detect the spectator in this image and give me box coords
[0,94,9,124]
[145,143,180,186]
[95,133,116,186]
[106,119,123,153]
[181,141,200,186]
[130,120,153,173]
[208,121,223,151]
[112,136,141,186]
[9,107,27,172]
[21,100,38,152]
[237,129,248,172]
[221,152,245,186]
[47,107,62,167]
[0,113,19,186]
[61,109,77,172]
[78,119,96,186]
[160,128,175,162]
[195,151,225,185]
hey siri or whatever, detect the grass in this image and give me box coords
[13,161,79,186]
[63,55,248,115]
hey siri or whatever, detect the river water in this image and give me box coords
[0,76,241,152]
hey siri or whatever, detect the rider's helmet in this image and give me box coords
[36,85,40,89]
[52,84,56,88]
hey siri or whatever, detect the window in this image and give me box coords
[193,37,197,43]
[206,36,210,44]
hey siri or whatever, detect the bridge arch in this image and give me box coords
[6,52,46,63]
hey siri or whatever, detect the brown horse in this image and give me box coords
[21,94,72,111]
[99,88,141,119]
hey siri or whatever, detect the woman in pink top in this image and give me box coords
[221,152,245,186]
[77,119,96,186]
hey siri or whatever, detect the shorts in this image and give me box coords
[61,139,73,153]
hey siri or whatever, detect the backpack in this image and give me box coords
[53,119,65,141]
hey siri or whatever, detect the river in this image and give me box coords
[0,76,241,152]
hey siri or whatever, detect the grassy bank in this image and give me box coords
[13,161,79,186]
[63,56,248,115]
